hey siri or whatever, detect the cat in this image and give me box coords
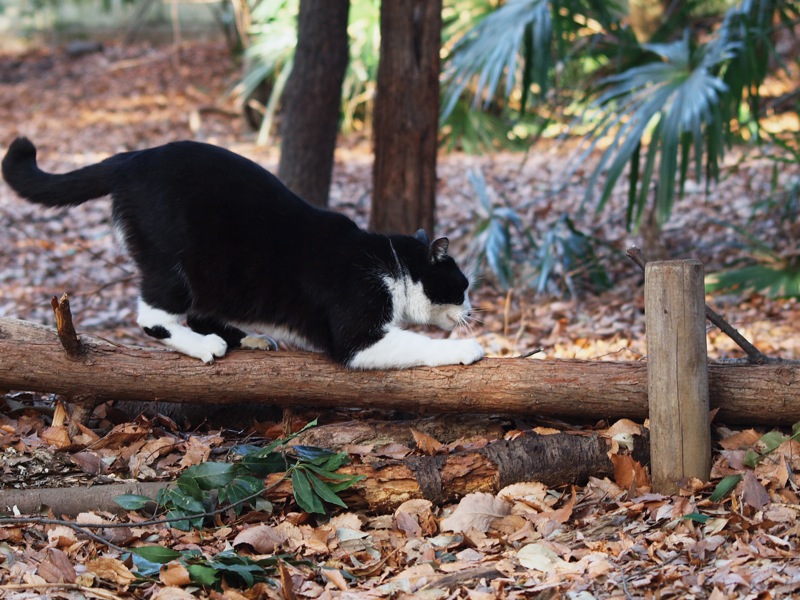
[2,137,484,370]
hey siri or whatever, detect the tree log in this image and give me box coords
[1,317,798,425]
[271,429,649,512]
[0,427,646,516]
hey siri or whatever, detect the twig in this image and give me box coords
[50,293,86,359]
[0,474,288,535]
[0,582,125,600]
[626,247,776,365]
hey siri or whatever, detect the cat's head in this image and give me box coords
[390,229,473,330]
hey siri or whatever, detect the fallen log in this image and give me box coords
[267,429,649,512]
[1,317,798,425]
[0,427,646,516]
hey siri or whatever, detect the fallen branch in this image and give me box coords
[0,317,799,424]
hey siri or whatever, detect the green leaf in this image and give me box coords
[709,474,742,503]
[114,494,152,510]
[176,473,205,501]
[181,462,237,491]
[162,488,206,515]
[240,452,288,476]
[131,545,183,564]
[744,449,761,469]
[129,552,163,577]
[682,512,709,524]
[303,470,349,509]
[187,564,220,587]
[219,476,265,515]
[305,464,361,482]
[293,445,337,463]
[291,468,325,514]
[207,551,270,587]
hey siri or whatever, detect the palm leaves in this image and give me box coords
[578,31,738,227]
[442,0,796,230]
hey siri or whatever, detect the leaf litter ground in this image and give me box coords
[1,41,800,599]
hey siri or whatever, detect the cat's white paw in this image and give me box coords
[455,339,485,365]
[432,339,484,366]
[241,334,279,351]
[193,334,228,364]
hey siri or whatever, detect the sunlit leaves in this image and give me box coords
[577,31,736,228]
[442,0,552,121]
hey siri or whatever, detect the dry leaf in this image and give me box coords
[440,492,511,533]
[160,561,191,587]
[70,450,106,475]
[279,560,297,600]
[179,435,212,468]
[610,454,649,489]
[233,524,288,554]
[152,587,197,600]
[40,426,71,449]
[718,429,761,450]
[742,470,770,510]
[37,548,76,583]
[395,499,437,537]
[47,525,77,548]
[86,557,136,585]
[410,428,443,455]
[498,481,551,513]
[321,567,348,591]
[516,543,566,571]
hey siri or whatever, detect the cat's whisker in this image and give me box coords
[466,314,484,326]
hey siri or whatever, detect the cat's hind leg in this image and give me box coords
[187,315,278,351]
[137,298,228,363]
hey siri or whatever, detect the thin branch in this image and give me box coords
[626,246,777,365]
[50,293,85,359]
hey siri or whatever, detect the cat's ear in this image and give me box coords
[430,237,449,263]
[414,229,430,245]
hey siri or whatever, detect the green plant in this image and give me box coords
[705,184,800,298]
[234,0,380,144]
[468,169,610,296]
[468,169,532,289]
[116,419,364,530]
[129,545,306,590]
[442,0,799,232]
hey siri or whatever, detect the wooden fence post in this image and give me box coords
[645,259,711,494]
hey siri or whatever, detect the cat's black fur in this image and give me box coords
[2,137,484,369]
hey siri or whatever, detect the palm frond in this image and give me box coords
[441,0,552,121]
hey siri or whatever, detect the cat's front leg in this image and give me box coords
[348,326,484,370]
[138,299,228,363]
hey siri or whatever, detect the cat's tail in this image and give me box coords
[2,137,116,207]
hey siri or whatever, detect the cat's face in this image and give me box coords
[398,231,472,330]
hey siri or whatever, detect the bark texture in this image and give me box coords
[370,0,442,235]
[1,317,799,425]
[277,0,350,207]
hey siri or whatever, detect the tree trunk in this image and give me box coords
[277,0,350,207]
[1,317,799,426]
[370,0,441,235]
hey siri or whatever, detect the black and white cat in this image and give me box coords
[2,137,484,370]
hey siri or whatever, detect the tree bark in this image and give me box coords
[277,0,350,207]
[370,0,441,235]
[1,317,799,426]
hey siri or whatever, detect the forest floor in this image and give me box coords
[1,40,800,599]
